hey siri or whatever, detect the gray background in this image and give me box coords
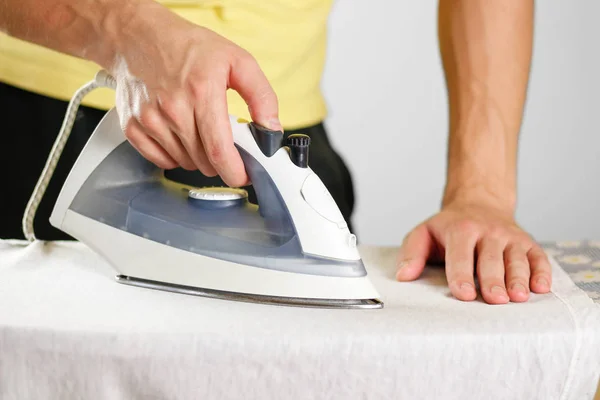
[321,0,599,246]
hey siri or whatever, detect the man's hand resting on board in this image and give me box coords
[396,192,551,305]
[399,0,551,303]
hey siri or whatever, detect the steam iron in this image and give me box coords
[23,71,383,309]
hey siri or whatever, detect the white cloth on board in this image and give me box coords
[0,239,599,400]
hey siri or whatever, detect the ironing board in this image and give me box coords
[540,241,600,400]
[0,239,599,400]
[539,241,600,303]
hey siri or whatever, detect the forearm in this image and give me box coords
[0,0,149,68]
[438,0,534,212]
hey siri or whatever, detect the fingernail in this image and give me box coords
[492,285,509,299]
[537,278,549,288]
[511,283,527,294]
[460,282,474,292]
[267,118,283,131]
[395,261,410,279]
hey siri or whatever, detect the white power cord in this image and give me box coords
[22,70,117,242]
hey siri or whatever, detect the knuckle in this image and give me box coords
[236,49,257,67]
[169,154,185,167]
[160,103,176,124]
[451,219,478,236]
[505,245,528,261]
[506,241,528,255]
[506,259,528,272]
[138,107,161,130]
[478,251,500,264]
[179,128,199,145]
[486,226,506,240]
[199,167,218,177]
[446,271,473,285]
[160,159,178,170]
[206,142,226,166]
[531,272,551,284]
[189,79,213,100]
[255,85,278,106]
[447,260,472,272]
[181,160,197,171]
[511,232,533,248]
[159,97,185,130]
[535,269,551,279]
[164,163,178,171]
[124,125,137,141]
[528,245,547,260]
[196,159,218,177]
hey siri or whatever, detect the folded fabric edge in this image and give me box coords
[547,254,600,400]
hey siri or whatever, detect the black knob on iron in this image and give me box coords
[286,134,310,168]
[248,122,283,157]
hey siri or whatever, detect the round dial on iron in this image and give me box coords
[188,187,248,208]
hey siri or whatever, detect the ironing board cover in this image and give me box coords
[0,239,599,400]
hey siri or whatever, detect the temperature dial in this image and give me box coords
[188,187,248,209]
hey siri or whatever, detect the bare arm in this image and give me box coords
[438,0,534,213]
[0,0,281,187]
[397,1,552,305]
[0,0,130,67]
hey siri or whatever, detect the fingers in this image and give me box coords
[133,82,249,186]
[157,92,217,177]
[476,236,510,304]
[398,209,553,305]
[230,51,282,131]
[124,119,178,170]
[138,105,196,171]
[444,222,478,301]
[194,81,248,187]
[528,245,552,293]
[396,225,433,281]
[117,48,275,185]
[468,235,551,304]
[504,243,531,302]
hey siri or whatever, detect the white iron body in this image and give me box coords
[49,107,383,309]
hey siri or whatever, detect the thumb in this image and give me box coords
[396,224,434,281]
[229,52,282,131]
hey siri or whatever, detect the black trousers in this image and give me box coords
[0,82,356,240]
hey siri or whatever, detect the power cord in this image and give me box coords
[22,70,116,242]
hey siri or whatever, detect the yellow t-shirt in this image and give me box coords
[0,0,332,130]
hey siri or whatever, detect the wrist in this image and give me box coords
[442,179,517,215]
[444,128,518,214]
[81,0,156,69]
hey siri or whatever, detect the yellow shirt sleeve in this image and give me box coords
[0,0,332,130]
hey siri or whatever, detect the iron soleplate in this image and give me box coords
[115,275,383,309]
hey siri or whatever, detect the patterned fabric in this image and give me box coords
[542,240,600,303]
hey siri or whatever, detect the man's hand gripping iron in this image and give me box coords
[21,71,383,309]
